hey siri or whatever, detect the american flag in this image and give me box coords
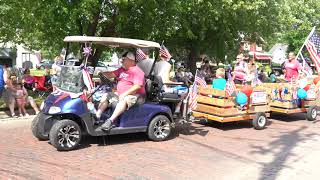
[188,82,198,111]
[226,71,236,97]
[298,53,313,77]
[194,70,207,87]
[82,68,94,91]
[251,70,262,87]
[305,29,320,74]
[160,44,172,61]
[136,48,147,61]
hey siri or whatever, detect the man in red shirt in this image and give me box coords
[283,52,302,82]
[97,51,145,130]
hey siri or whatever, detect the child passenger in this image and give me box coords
[212,68,226,90]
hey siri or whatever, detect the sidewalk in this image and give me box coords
[0,108,37,121]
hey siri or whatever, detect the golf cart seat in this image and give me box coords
[145,75,185,103]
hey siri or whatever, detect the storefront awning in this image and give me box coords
[249,51,272,60]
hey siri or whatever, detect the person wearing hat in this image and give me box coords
[233,53,249,84]
[97,51,145,131]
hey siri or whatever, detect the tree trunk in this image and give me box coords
[187,46,197,74]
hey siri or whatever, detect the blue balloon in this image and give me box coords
[236,92,248,105]
[297,88,307,99]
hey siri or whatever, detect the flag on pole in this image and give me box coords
[136,48,147,61]
[194,70,207,87]
[82,68,94,91]
[226,71,236,97]
[298,53,313,77]
[305,28,320,74]
[159,44,172,61]
[188,82,198,111]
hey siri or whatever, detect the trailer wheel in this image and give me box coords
[252,112,267,130]
[306,106,318,121]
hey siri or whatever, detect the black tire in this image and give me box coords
[147,115,172,141]
[49,120,82,151]
[31,114,49,141]
[306,106,318,121]
[252,112,267,130]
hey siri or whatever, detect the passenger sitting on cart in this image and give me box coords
[153,56,188,116]
[97,51,146,131]
[233,53,249,84]
[212,68,226,90]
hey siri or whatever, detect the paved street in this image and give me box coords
[0,113,320,180]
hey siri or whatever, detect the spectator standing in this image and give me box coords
[51,56,63,89]
[0,65,4,97]
[2,66,17,117]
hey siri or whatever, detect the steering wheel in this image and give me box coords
[98,72,113,87]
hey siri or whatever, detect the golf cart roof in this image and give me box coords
[64,36,160,48]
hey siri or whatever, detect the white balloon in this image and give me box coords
[299,78,308,89]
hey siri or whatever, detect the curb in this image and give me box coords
[0,115,36,122]
[0,108,37,120]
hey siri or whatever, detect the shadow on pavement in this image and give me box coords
[270,112,307,122]
[250,126,318,180]
[75,121,211,150]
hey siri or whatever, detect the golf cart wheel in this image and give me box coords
[252,112,267,130]
[147,115,172,141]
[49,120,82,151]
[31,114,49,141]
[306,106,318,121]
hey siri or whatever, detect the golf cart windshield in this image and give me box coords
[56,66,85,93]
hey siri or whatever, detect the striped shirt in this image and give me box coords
[234,61,248,81]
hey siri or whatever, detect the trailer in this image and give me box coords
[191,85,270,130]
[262,83,319,121]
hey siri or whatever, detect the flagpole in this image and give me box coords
[295,26,316,62]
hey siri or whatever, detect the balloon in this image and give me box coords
[297,88,307,99]
[241,85,253,98]
[236,92,248,105]
[299,78,308,89]
[304,84,311,91]
[313,76,320,85]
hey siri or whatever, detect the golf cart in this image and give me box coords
[31,36,188,151]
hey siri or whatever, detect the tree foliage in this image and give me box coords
[1,0,319,71]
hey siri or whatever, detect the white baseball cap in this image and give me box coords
[121,51,135,61]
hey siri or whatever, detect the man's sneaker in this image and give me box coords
[101,119,113,131]
[19,114,23,117]
[25,113,30,117]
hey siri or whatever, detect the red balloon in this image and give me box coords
[241,85,253,98]
[304,84,311,91]
[313,76,320,85]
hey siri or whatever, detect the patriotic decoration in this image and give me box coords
[82,68,94,91]
[194,70,207,87]
[159,44,172,61]
[305,28,320,74]
[251,70,262,87]
[188,82,198,111]
[298,54,313,77]
[226,71,236,97]
[136,48,147,61]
